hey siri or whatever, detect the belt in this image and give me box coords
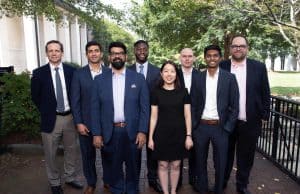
[113,122,126,128]
[200,119,219,125]
[56,110,71,116]
[237,120,247,126]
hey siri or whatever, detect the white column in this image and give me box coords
[80,23,88,66]
[70,16,81,65]
[43,16,57,63]
[22,16,38,72]
[57,15,71,62]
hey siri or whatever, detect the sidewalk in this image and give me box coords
[0,144,299,194]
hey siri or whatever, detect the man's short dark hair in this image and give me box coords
[230,34,249,45]
[85,41,102,53]
[108,42,127,54]
[45,40,64,52]
[134,40,149,48]
[204,45,222,57]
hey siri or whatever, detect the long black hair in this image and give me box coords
[157,60,181,90]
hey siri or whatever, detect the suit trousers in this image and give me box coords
[224,121,260,189]
[194,123,228,194]
[41,114,78,186]
[103,126,141,194]
[78,133,97,187]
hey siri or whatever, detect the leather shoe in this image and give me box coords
[84,186,95,194]
[149,181,163,193]
[103,183,110,190]
[65,180,83,189]
[51,185,64,194]
[237,187,251,194]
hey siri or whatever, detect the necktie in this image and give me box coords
[139,65,144,77]
[55,67,65,112]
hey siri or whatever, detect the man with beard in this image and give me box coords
[191,45,239,194]
[91,41,150,194]
[220,35,270,194]
[177,48,199,190]
[128,40,162,193]
[71,41,109,194]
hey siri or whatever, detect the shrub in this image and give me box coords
[0,71,40,138]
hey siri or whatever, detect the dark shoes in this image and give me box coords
[65,180,83,189]
[149,180,163,193]
[51,185,64,194]
[237,187,251,194]
[84,185,95,194]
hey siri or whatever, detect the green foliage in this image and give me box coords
[0,72,40,138]
[271,87,300,97]
[92,19,136,64]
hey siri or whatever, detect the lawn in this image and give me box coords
[268,71,300,97]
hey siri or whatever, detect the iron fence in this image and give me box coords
[257,95,300,184]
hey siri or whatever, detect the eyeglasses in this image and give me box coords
[230,45,248,50]
[110,52,125,56]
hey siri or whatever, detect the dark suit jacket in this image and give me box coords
[178,68,199,94]
[219,58,270,130]
[91,69,150,144]
[70,65,109,130]
[191,69,239,133]
[128,63,160,91]
[31,63,75,133]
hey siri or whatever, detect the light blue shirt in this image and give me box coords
[112,68,126,122]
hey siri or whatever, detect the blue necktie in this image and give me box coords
[55,67,65,112]
[139,65,144,77]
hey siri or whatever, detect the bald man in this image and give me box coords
[177,48,199,191]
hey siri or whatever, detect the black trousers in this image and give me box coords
[224,121,260,189]
[194,124,228,194]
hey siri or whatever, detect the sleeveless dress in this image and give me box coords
[151,87,190,161]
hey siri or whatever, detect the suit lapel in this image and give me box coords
[124,69,131,109]
[217,69,224,99]
[106,71,114,120]
[46,64,56,98]
[83,65,93,81]
[201,71,207,103]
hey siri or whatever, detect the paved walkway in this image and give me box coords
[0,145,299,194]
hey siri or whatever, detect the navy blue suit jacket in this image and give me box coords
[31,63,75,133]
[91,69,150,144]
[219,58,270,130]
[191,69,239,133]
[128,63,160,91]
[70,65,109,131]
[178,68,199,94]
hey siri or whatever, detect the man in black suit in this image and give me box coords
[177,48,198,190]
[31,40,83,194]
[128,40,161,193]
[220,35,270,194]
[191,45,239,194]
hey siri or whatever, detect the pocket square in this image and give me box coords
[131,84,137,88]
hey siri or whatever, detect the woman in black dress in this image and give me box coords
[148,60,193,194]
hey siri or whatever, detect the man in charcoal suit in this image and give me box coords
[220,34,270,194]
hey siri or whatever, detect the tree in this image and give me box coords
[230,0,300,70]
[129,0,295,68]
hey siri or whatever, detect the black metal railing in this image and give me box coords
[257,95,300,184]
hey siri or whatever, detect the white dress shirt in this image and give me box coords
[112,68,126,122]
[182,67,193,94]
[202,69,219,120]
[50,63,70,112]
[136,61,148,78]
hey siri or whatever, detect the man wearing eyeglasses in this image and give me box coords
[220,35,270,194]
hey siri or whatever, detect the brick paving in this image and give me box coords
[0,145,299,194]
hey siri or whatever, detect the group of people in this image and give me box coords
[31,34,270,194]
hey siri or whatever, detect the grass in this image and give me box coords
[268,71,300,97]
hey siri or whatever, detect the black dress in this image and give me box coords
[151,87,190,161]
